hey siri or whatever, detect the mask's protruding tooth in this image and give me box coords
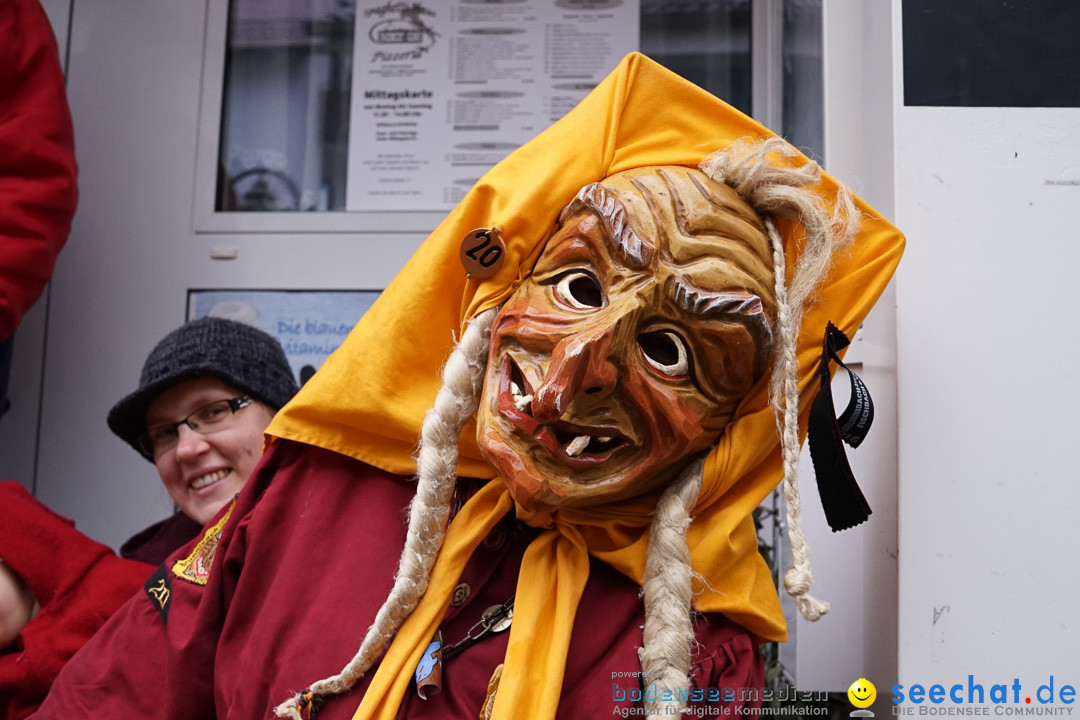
[510,381,533,413]
[598,436,612,443]
[566,434,590,457]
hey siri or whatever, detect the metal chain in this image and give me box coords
[441,594,516,662]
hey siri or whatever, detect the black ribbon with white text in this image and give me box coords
[807,322,874,532]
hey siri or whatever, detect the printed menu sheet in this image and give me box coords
[347,0,639,211]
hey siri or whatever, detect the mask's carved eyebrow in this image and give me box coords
[670,280,774,350]
[559,182,654,269]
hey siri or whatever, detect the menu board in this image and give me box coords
[346,0,639,211]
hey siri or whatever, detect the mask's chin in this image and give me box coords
[477,426,566,514]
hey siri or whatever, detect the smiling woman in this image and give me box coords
[106,316,298,564]
[143,378,274,526]
[0,318,299,719]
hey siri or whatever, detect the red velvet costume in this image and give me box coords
[0,483,152,720]
[0,0,78,341]
[36,442,764,719]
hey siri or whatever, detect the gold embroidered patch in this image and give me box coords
[143,565,172,623]
[170,503,233,586]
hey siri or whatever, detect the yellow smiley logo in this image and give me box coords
[848,678,877,708]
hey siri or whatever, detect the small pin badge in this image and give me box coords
[481,603,513,633]
[415,631,444,700]
[459,226,506,279]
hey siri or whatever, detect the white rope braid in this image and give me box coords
[274,308,497,719]
[766,216,829,621]
[700,137,858,622]
[639,457,705,717]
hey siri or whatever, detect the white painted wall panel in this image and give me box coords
[793,0,900,692]
[894,96,1080,682]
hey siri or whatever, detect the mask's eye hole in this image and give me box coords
[639,331,690,379]
[553,271,604,310]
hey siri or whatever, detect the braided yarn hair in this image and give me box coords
[701,136,858,623]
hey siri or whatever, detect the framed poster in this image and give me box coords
[187,288,380,385]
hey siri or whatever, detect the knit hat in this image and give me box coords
[108,317,299,459]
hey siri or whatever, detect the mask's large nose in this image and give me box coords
[531,322,620,423]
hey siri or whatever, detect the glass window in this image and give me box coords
[208,0,821,216]
[781,0,822,159]
[216,0,355,211]
[639,0,752,116]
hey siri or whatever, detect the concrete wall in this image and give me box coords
[893,0,1080,695]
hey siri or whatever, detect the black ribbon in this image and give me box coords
[807,322,874,532]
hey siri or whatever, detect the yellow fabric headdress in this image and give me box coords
[269,53,903,720]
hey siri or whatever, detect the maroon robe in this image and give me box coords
[37,441,764,719]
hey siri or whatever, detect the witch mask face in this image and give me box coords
[476,166,777,513]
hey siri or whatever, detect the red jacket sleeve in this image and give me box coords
[0,482,153,720]
[0,0,78,340]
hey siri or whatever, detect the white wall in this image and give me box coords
[893,1,1080,692]
[24,0,425,548]
[796,0,900,691]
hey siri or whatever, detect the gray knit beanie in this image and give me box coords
[108,317,299,459]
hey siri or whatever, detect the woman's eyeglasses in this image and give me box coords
[138,396,252,459]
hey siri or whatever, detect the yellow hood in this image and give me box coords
[268,52,904,703]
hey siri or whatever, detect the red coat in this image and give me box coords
[37,442,764,719]
[0,0,78,340]
[0,482,152,720]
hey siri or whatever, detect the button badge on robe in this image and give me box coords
[415,631,444,700]
[459,227,505,278]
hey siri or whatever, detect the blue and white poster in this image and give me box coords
[188,289,380,385]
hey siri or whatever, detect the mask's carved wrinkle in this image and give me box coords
[562,183,654,269]
[688,170,768,234]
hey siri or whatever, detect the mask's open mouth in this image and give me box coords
[497,354,630,469]
[549,428,623,457]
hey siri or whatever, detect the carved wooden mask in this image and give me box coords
[476,166,777,513]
